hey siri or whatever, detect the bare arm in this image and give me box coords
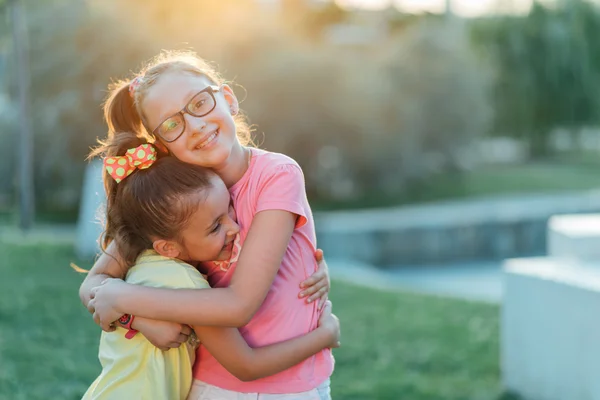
[79,241,127,308]
[194,302,339,382]
[89,210,296,329]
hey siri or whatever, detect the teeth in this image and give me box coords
[197,131,217,149]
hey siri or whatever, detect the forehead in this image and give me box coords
[142,72,213,120]
[188,176,230,222]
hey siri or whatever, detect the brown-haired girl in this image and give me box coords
[83,50,335,398]
[83,132,339,400]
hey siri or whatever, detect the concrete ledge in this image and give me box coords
[316,191,600,267]
[75,161,104,258]
[502,258,600,400]
[548,214,600,260]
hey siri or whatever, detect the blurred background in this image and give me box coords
[2,0,600,399]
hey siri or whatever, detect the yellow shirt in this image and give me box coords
[83,250,209,400]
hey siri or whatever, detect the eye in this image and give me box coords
[163,118,180,132]
[194,99,206,109]
[211,223,221,234]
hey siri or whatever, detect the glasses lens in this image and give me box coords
[157,114,184,142]
[187,91,215,117]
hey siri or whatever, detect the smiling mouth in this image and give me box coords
[194,129,219,150]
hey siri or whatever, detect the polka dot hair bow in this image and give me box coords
[104,144,157,183]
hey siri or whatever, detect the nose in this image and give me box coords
[184,113,207,137]
[226,217,240,237]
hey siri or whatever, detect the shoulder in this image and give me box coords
[251,148,304,179]
[126,250,210,290]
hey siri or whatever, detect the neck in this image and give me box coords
[212,144,249,188]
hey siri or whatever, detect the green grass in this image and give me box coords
[313,161,600,210]
[0,242,520,400]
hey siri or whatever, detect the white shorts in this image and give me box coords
[186,379,331,400]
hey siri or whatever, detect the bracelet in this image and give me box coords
[118,314,139,339]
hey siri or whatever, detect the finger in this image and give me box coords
[87,300,96,314]
[107,323,116,332]
[101,320,114,332]
[299,279,326,298]
[306,286,328,304]
[180,325,193,336]
[177,333,189,343]
[318,294,329,311]
[89,287,98,300]
[315,249,324,262]
[100,278,111,285]
[300,271,324,289]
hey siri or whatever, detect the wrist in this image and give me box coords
[316,324,334,343]
[118,314,139,339]
[111,282,131,315]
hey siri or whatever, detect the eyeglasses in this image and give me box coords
[151,85,220,143]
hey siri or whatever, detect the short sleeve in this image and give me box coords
[255,164,308,229]
[127,260,211,290]
[179,267,211,290]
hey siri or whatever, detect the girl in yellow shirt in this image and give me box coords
[82,134,339,400]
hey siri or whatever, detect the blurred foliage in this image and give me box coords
[471,0,600,157]
[7,0,599,217]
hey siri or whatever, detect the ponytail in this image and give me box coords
[103,80,145,138]
[90,131,150,250]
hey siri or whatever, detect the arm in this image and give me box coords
[195,301,340,382]
[79,241,126,308]
[82,242,192,349]
[90,210,296,329]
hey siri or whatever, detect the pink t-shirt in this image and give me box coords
[193,148,334,393]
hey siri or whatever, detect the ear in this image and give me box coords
[152,239,181,259]
[221,84,239,115]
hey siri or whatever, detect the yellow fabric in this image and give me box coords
[83,250,209,400]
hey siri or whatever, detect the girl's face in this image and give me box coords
[171,176,240,263]
[142,72,241,170]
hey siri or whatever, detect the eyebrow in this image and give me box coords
[158,88,203,123]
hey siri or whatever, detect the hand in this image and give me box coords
[134,317,193,351]
[87,278,129,332]
[299,249,330,308]
[318,301,340,348]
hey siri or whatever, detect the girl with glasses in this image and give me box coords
[82,50,335,399]
[82,133,339,400]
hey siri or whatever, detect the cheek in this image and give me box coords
[208,107,236,131]
[166,141,192,160]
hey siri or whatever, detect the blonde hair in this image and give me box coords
[102,50,253,146]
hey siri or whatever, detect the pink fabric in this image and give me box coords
[193,148,334,393]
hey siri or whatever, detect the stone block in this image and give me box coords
[502,258,600,400]
[548,214,600,261]
[75,161,105,258]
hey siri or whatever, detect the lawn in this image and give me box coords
[0,241,519,400]
[313,161,600,210]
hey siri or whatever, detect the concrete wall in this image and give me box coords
[316,192,600,267]
[502,214,600,400]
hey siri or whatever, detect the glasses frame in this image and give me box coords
[151,85,221,143]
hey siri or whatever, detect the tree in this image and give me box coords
[472,0,600,157]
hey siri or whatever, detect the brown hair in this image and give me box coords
[93,131,215,267]
[103,50,253,146]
